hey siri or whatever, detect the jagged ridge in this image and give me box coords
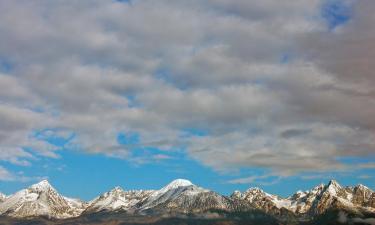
[0,179,374,220]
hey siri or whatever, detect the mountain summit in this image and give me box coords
[30,179,53,190]
[85,187,153,213]
[0,180,86,218]
[163,179,193,188]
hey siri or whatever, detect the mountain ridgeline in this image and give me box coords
[0,179,374,225]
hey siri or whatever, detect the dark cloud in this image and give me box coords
[280,129,312,139]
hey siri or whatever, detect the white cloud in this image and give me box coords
[228,174,281,185]
[0,166,16,181]
[0,166,41,182]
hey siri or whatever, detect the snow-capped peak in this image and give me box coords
[243,187,268,198]
[30,179,54,191]
[147,179,194,197]
[325,180,342,196]
[231,190,242,199]
[163,179,193,190]
[327,180,341,188]
[86,187,129,212]
[86,187,154,213]
[138,179,208,210]
[245,187,264,193]
[110,186,125,193]
[356,184,370,191]
[148,179,194,200]
[0,179,86,219]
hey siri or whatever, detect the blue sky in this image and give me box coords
[0,0,374,200]
[322,0,352,30]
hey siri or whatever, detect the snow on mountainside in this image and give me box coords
[159,179,193,190]
[85,187,153,213]
[308,180,375,215]
[85,178,229,214]
[0,179,374,219]
[287,183,326,214]
[0,193,6,202]
[230,180,375,217]
[231,187,295,216]
[296,180,373,215]
[0,180,86,219]
[139,179,197,210]
[138,179,230,213]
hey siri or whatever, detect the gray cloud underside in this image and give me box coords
[0,0,374,176]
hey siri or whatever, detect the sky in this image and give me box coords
[0,0,374,201]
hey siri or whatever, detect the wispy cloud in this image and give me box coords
[358,175,372,179]
[228,173,282,185]
[358,163,375,169]
[0,166,16,181]
[0,166,45,182]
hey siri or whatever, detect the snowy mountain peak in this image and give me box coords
[324,180,343,196]
[30,179,54,191]
[137,179,215,211]
[167,179,193,187]
[0,179,86,219]
[356,184,371,191]
[86,188,128,212]
[244,187,265,194]
[310,183,325,194]
[231,190,242,199]
[86,188,154,213]
[164,179,193,189]
[327,180,341,188]
[111,186,125,193]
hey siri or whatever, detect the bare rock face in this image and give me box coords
[351,184,375,208]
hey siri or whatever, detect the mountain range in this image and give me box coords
[0,179,374,224]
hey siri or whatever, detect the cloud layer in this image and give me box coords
[0,0,374,178]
